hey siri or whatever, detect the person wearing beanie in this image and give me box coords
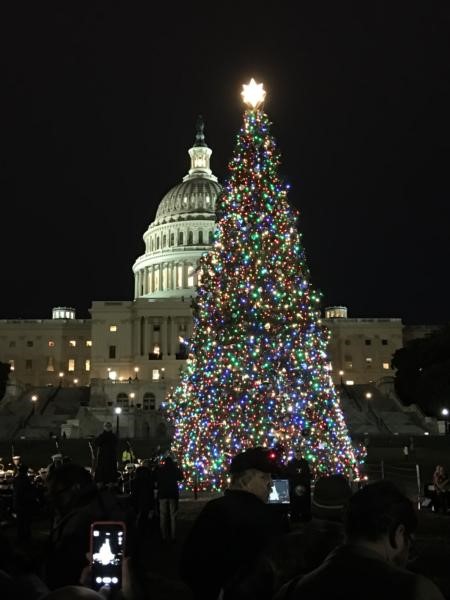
[179,447,284,600]
[275,481,445,600]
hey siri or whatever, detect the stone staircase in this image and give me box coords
[342,384,430,435]
[11,386,90,439]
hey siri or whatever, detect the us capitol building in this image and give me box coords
[0,120,438,439]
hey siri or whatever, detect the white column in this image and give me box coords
[147,318,154,354]
[167,317,173,355]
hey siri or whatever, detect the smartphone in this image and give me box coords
[90,521,126,591]
[268,479,291,504]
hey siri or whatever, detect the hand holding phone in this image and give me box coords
[90,521,126,591]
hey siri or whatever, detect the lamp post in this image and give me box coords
[338,370,344,386]
[58,372,64,387]
[115,406,122,435]
[134,367,139,380]
[365,392,372,400]
[442,408,449,434]
[31,394,38,415]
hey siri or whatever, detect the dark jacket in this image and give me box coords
[94,430,118,484]
[130,466,156,511]
[157,461,183,499]
[13,474,36,513]
[180,489,283,600]
[275,544,443,600]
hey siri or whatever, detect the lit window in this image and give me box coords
[153,345,160,355]
[86,340,92,347]
[48,340,55,348]
[9,359,15,371]
[85,359,91,371]
[365,357,372,363]
[69,340,76,347]
[152,369,160,381]
[383,362,390,370]
[109,325,117,332]
[143,392,156,411]
[345,380,355,386]
[46,356,54,372]
[68,359,75,372]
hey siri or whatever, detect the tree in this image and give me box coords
[392,324,450,416]
[166,80,360,491]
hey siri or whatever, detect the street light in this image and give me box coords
[442,408,449,434]
[338,370,344,385]
[31,394,38,415]
[365,392,373,400]
[115,406,122,435]
[134,367,139,380]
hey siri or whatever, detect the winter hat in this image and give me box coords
[312,474,352,522]
[230,447,277,475]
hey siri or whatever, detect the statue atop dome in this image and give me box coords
[194,115,207,147]
[184,117,217,182]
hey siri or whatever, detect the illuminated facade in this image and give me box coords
[0,120,428,421]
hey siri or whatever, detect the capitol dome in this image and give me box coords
[132,117,222,300]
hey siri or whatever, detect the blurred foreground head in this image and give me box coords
[44,586,103,599]
[344,480,418,567]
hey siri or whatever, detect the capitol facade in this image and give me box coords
[0,119,434,439]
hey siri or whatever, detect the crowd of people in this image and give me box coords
[0,425,448,599]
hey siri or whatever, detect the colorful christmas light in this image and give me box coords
[165,81,362,491]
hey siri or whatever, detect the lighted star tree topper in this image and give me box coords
[166,79,361,491]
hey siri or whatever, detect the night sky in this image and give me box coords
[1,4,449,325]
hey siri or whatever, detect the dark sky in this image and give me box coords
[1,3,449,325]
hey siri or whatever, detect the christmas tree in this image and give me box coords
[166,79,361,491]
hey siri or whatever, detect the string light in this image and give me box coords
[165,87,362,492]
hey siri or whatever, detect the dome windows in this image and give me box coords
[198,230,204,244]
